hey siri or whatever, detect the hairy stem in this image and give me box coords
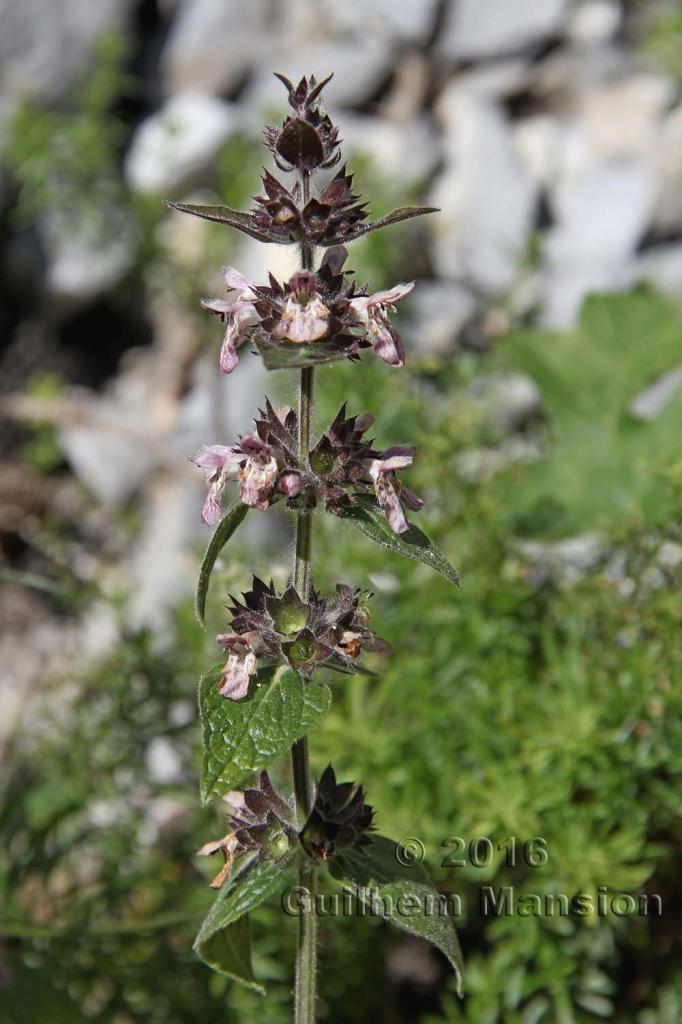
[291,170,317,1024]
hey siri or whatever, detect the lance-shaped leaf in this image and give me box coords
[329,835,463,996]
[198,666,331,804]
[319,651,379,678]
[196,502,250,628]
[166,201,285,243]
[339,495,459,586]
[194,853,298,990]
[326,206,438,245]
[254,336,362,372]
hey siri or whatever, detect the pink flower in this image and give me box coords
[237,436,280,510]
[273,272,331,343]
[202,267,260,374]
[368,446,423,534]
[191,445,243,526]
[349,282,414,367]
[215,634,258,700]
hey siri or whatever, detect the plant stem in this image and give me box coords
[291,170,317,1024]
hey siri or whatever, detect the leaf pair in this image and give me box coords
[195,495,458,630]
[194,836,463,997]
[168,200,437,247]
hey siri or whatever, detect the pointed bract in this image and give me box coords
[300,765,375,860]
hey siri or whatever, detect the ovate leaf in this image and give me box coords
[195,913,258,991]
[198,666,330,804]
[196,502,249,628]
[339,495,459,586]
[330,835,463,996]
[194,854,298,990]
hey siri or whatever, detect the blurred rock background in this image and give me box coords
[1,2,682,1023]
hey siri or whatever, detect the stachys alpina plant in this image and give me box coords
[171,72,462,1021]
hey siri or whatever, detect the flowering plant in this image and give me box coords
[173,73,462,1020]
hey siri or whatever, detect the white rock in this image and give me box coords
[243,38,392,114]
[580,74,673,164]
[542,163,654,327]
[631,243,682,295]
[640,566,666,594]
[465,373,543,433]
[567,1,621,45]
[89,799,128,828]
[457,60,532,101]
[658,542,682,570]
[0,0,133,101]
[322,0,438,42]
[437,0,568,61]
[162,0,272,95]
[145,737,184,784]
[430,87,537,294]
[515,116,563,188]
[42,214,136,305]
[59,391,160,505]
[516,533,607,587]
[332,113,439,185]
[404,280,476,357]
[629,365,682,422]
[126,474,196,633]
[652,106,682,234]
[79,601,120,662]
[124,93,240,194]
[456,438,542,482]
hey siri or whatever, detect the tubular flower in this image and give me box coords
[191,401,307,523]
[348,283,415,367]
[196,771,297,887]
[367,447,424,534]
[190,445,243,526]
[201,266,259,373]
[300,765,375,861]
[212,578,389,699]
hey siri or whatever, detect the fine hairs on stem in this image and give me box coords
[292,168,318,1024]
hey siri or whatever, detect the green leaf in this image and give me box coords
[330,835,463,996]
[166,201,283,243]
[503,288,682,536]
[331,205,439,244]
[339,495,460,586]
[255,336,361,371]
[320,651,379,678]
[195,502,249,628]
[195,913,259,991]
[198,665,331,804]
[194,854,298,991]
